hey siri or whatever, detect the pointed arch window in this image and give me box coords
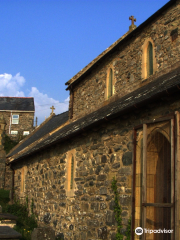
[147,42,153,77]
[21,167,25,193]
[70,155,74,190]
[20,166,27,197]
[106,67,115,99]
[142,39,157,80]
[108,68,113,98]
[65,150,76,198]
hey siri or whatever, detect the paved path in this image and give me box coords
[0,213,18,220]
[0,225,22,239]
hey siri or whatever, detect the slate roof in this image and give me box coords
[8,66,180,163]
[65,0,176,90]
[8,111,69,157]
[0,97,35,111]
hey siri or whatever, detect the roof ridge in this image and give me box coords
[65,0,176,90]
[0,97,33,98]
[54,111,69,117]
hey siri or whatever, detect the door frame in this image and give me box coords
[131,113,178,240]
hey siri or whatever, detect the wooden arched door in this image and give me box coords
[146,130,171,240]
[133,118,174,240]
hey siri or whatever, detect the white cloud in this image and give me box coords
[0,73,25,97]
[64,96,70,102]
[29,87,69,125]
[0,73,69,125]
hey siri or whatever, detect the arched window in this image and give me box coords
[108,68,113,98]
[70,155,74,190]
[147,42,153,76]
[65,150,76,197]
[106,67,115,99]
[20,166,27,197]
[142,39,157,80]
[21,167,25,193]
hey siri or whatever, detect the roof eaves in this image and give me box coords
[8,66,180,164]
[7,112,69,160]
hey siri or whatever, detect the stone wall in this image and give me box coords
[71,1,180,120]
[4,164,13,191]
[0,150,6,189]
[0,117,7,189]
[11,92,180,240]
[0,112,34,141]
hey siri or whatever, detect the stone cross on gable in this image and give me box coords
[129,15,136,25]
[50,105,55,115]
[129,16,137,31]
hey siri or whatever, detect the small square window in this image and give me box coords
[170,28,178,42]
[11,130,18,135]
[12,115,19,124]
[23,131,29,136]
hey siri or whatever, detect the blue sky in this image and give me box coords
[0,0,169,125]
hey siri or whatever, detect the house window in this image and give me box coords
[106,67,115,99]
[23,131,29,136]
[132,117,175,239]
[12,115,19,124]
[11,130,18,135]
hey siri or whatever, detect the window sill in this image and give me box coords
[103,94,118,107]
[66,189,75,198]
[19,192,25,198]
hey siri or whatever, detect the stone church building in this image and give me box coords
[3,0,180,239]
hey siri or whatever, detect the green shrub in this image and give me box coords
[0,189,10,203]
[4,134,18,154]
[0,189,10,210]
[3,195,37,240]
[111,177,123,240]
[56,237,64,240]
[125,217,131,240]
[111,179,132,240]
